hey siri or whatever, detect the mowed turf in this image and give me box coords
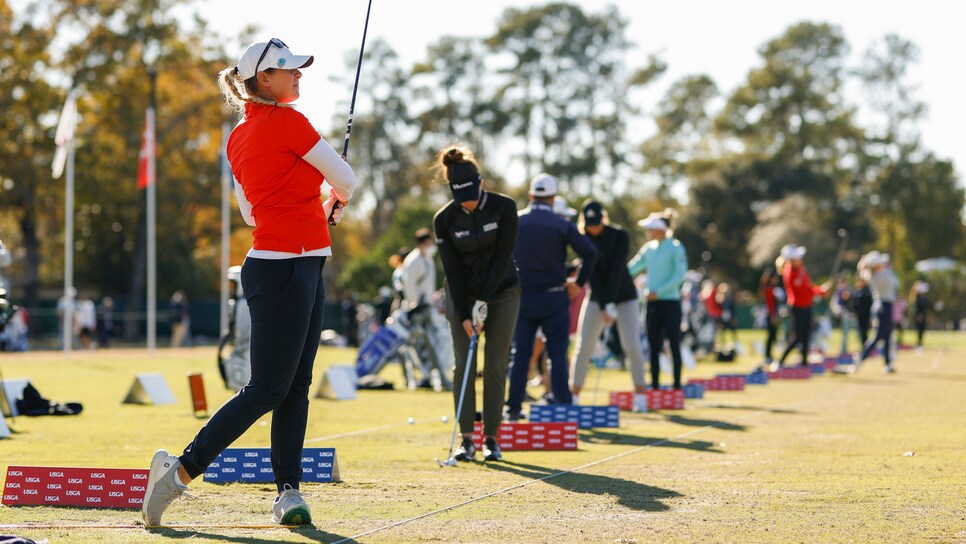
[1,332,965,543]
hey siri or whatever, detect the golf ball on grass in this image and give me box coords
[441,415,449,423]
[407,417,415,424]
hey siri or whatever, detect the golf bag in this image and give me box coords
[217,266,251,391]
[15,383,83,417]
[356,306,453,391]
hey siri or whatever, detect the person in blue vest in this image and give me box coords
[628,209,688,389]
[505,174,597,422]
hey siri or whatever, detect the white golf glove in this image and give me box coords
[604,303,619,319]
[471,300,488,330]
[322,193,346,225]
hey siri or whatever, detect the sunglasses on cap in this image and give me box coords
[254,38,288,74]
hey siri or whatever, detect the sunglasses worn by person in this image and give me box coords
[254,38,288,74]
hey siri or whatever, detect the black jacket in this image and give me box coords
[434,191,519,321]
[587,225,638,305]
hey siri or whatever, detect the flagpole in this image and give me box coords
[146,69,157,354]
[63,140,75,354]
[219,122,231,336]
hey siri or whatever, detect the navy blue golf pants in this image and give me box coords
[180,256,326,493]
[507,290,573,412]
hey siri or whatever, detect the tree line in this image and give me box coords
[1,0,963,333]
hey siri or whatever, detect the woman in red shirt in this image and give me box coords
[142,38,355,527]
[773,245,829,370]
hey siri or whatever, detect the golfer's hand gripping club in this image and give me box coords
[323,192,346,226]
[471,300,487,330]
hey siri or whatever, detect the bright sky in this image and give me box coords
[184,0,963,180]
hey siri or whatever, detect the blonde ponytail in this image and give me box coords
[217,66,292,113]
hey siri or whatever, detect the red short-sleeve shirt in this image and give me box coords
[227,103,328,252]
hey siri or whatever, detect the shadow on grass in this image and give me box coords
[484,460,682,511]
[579,429,723,453]
[660,414,747,431]
[149,525,353,543]
[696,403,800,414]
[892,371,966,382]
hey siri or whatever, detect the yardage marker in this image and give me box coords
[332,403,790,544]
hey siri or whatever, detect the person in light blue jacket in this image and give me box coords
[627,209,688,389]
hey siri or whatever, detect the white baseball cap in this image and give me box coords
[529,173,558,197]
[780,244,806,260]
[863,250,890,267]
[638,212,669,231]
[237,39,314,80]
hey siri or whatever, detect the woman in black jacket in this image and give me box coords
[433,145,520,462]
[570,201,648,411]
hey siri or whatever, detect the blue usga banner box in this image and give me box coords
[664,383,704,399]
[529,405,619,428]
[728,371,770,385]
[203,448,340,484]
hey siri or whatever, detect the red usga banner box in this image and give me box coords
[688,376,746,391]
[609,390,684,411]
[472,422,578,451]
[3,466,149,509]
[767,366,812,380]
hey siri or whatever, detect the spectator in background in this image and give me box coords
[374,286,393,326]
[628,209,688,390]
[341,292,359,347]
[851,276,873,348]
[506,174,596,418]
[75,295,97,349]
[758,268,781,367]
[96,296,116,348]
[715,282,738,348]
[910,280,930,351]
[169,290,190,347]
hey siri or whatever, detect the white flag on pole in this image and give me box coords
[52,89,79,179]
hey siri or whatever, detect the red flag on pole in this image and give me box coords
[137,108,155,189]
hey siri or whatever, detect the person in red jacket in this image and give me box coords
[772,244,829,370]
[142,38,355,527]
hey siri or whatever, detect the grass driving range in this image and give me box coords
[0,331,964,543]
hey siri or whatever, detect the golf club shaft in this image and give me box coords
[445,332,478,460]
[829,230,848,279]
[329,0,373,226]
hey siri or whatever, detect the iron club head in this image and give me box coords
[434,457,458,467]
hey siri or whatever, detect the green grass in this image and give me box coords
[1,331,965,543]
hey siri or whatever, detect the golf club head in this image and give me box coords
[434,457,458,467]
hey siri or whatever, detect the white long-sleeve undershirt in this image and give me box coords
[233,136,356,228]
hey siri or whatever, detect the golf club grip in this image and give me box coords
[327,200,344,226]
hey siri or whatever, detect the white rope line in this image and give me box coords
[303,422,402,444]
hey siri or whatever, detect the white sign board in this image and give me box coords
[315,365,357,400]
[0,378,32,417]
[123,373,177,405]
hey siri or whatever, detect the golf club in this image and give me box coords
[328,0,373,226]
[435,330,478,467]
[591,325,612,406]
[829,228,848,279]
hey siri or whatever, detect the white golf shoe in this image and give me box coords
[272,484,312,525]
[142,449,188,527]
